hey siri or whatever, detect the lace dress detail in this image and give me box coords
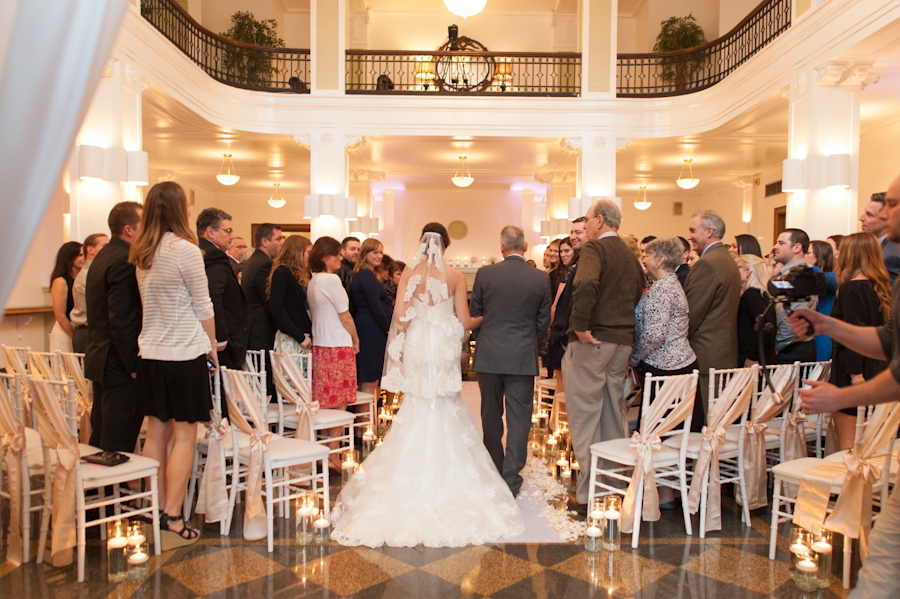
[331,234,524,548]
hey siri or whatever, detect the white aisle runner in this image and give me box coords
[459,382,580,543]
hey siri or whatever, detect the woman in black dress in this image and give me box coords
[547,237,578,394]
[350,238,392,399]
[829,232,891,450]
[48,241,84,352]
[268,235,313,353]
[736,254,776,367]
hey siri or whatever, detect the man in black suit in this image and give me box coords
[197,208,248,371]
[860,192,900,284]
[84,201,144,452]
[337,236,360,311]
[471,225,552,497]
[242,223,284,391]
[675,236,691,287]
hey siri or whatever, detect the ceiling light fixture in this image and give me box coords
[452,156,474,187]
[443,0,487,19]
[268,183,285,208]
[633,186,651,211]
[216,154,240,186]
[676,159,699,189]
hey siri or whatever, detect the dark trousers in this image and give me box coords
[478,372,534,497]
[89,377,144,453]
[72,325,88,354]
[638,360,704,433]
[775,340,817,365]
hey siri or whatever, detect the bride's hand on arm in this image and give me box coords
[453,272,481,330]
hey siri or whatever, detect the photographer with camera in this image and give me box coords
[786,175,900,599]
[772,229,818,363]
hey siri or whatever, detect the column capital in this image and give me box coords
[814,61,880,87]
[616,138,633,152]
[560,137,582,153]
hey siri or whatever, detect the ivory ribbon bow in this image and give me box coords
[195,416,230,524]
[620,431,662,534]
[687,425,727,531]
[2,431,26,565]
[244,429,273,541]
[51,444,79,567]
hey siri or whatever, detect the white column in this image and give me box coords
[521,189,542,261]
[783,62,872,239]
[381,188,400,259]
[68,57,147,242]
[296,132,364,240]
[566,134,629,214]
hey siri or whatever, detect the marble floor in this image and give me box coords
[0,474,858,599]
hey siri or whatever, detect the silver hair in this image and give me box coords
[500,225,526,251]
[645,236,685,272]
[589,199,622,230]
[692,210,726,239]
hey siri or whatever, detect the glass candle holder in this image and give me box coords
[561,467,572,494]
[570,461,580,492]
[313,510,331,544]
[603,496,622,552]
[537,411,549,432]
[555,457,569,482]
[584,515,603,553]
[789,527,812,580]
[793,551,819,592]
[107,520,129,583]
[341,450,359,486]
[127,519,147,547]
[126,542,150,583]
[545,435,558,462]
[531,413,540,432]
[295,494,317,545]
[811,529,833,588]
[361,426,376,461]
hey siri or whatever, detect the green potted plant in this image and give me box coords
[653,14,707,89]
[220,11,285,87]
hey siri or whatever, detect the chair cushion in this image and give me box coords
[663,433,739,456]
[22,427,101,469]
[772,457,844,486]
[80,453,161,484]
[238,435,330,464]
[591,438,680,467]
[352,392,376,403]
[313,409,357,428]
[537,379,557,390]
[195,427,252,454]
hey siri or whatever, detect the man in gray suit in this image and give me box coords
[471,225,552,497]
[860,192,900,284]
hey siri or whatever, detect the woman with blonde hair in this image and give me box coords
[829,232,891,449]
[130,181,216,546]
[736,254,776,367]
[350,237,392,398]
[267,235,313,354]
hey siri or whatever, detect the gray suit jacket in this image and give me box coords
[470,255,552,376]
[882,237,900,285]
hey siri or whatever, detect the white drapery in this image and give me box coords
[0,0,129,309]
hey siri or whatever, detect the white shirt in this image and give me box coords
[136,233,214,361]
[308,272,352,348]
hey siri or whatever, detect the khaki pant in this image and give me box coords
[849,484,900,598]
[562,341,631,504]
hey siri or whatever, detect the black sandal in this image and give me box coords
[159,513,201,549]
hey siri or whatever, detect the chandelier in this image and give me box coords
[216,154,240,186]
[268,183,285,208]
[444,0,487,18]
[633,186,651,211]
[452,156,474,187]
[676,159,699,189]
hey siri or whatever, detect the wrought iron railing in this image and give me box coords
[345,51,581,96]
[140,0,310,92]
[616,0,791,97]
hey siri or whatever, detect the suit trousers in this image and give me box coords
[848,485,900,599]
[478,372,534,497]
[562,341,631,504]
[92,377,144,453]
[72,325,88,355]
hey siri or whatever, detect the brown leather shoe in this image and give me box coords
[567,497,587,514]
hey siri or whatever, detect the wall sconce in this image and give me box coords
[825,154,851,189]
[345,196,358,221]
[303,195,314,219]
[568,197,581,220]
[318,193,334,216]
[78,145,104,180]
[539,219,570,239]
[782,158,805,192]
[126,151,149,186]
[351,216,380,237]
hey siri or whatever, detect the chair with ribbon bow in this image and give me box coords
[220,367,331,552]
[663,366,757,538]
[56,352,95,444]
[769,402,900,588]
[587,370,699,549]
[269,351,356,458]
[790,361,832,459]
[26,376,160,582]
[244,348,269,399]
[29,351,63,380]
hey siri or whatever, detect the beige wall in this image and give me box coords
[718,0,759,35]
[648,0,720,46]
[859,117,900,210]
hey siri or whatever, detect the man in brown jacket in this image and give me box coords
[563,200,645,511]
[684,210,741,426]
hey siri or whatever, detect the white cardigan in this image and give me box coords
[136,233,214,361]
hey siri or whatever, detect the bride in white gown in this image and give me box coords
[330,226,525,548]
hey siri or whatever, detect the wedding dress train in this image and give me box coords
[330,296,524,548]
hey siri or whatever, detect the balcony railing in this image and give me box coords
[141,0,790,98]
[140,0,310,92]
[345,51,581,96]
[616,0,791,97]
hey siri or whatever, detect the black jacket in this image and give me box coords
[241,248,277,350]
[337,258,355,314]
[83,237,142,386]
[200,238,249,369]
[269,265,313,343]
